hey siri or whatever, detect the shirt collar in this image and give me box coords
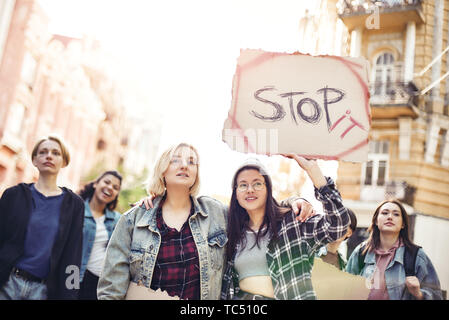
[84,198,117,220]
[136,194,206,231]
[364,244,405,266]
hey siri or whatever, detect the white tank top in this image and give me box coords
[86,215,108,277]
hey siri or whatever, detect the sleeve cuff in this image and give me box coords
[314,177,337,200]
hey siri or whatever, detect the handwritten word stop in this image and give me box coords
[222,49,371,162]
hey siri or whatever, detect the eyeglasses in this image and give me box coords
[170,157,198,166]
[236,181,265,192]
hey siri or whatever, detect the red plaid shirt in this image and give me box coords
[150,203,200,300]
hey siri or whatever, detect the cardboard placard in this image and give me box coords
[222,49,371,162]
[311,258,370,300]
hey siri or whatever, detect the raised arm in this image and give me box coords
[283,154,350,254]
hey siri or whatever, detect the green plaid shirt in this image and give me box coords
[220,177,349,300]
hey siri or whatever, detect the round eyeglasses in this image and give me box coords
[236,181,265,192]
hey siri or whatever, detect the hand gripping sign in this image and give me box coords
[222,49,371,162]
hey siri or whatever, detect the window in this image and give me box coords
[20,52,37,88]
[440,129,447,165]
[97,139,106,150]
[373,52,395,98]
[362,140,389,187]
[5,103,25,136]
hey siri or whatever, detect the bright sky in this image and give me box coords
[37,0,330,200]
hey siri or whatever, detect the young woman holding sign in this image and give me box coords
[220,155,350,300]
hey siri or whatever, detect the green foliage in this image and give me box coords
[116,167,149,214]
[117,184,148,214]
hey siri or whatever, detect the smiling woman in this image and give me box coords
[77,171,123,300]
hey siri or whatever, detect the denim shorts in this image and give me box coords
[0,271,47,300]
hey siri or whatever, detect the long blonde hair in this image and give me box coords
[146,143,200,197]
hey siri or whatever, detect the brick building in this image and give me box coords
[0,0,139,192]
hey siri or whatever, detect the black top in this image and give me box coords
[0,183,84,299]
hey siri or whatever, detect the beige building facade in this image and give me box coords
[336,0,449,296]
[294,0,449,297]
[337,0,449,219]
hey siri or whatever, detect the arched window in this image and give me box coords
[373,52,395,97]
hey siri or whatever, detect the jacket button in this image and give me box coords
[149,245,153,251]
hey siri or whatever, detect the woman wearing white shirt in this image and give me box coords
[78,171,122,300]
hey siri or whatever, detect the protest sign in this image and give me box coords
[222,49,371,162]
[311,258,370,300]
[125,282,180,300]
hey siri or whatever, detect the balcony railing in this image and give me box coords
[361,180,416,205]
[369,81,419,105]
[385,180,416,206]
[338,0,422,16]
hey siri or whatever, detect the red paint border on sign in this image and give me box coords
[228,50,371,160]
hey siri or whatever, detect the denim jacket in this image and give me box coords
[346,243,442,300]
[80,199,121,281]
[97,195,228,300]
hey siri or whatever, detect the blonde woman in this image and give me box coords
[97,143,312,300]
[0,136,84,300]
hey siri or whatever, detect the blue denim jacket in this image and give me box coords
[97,195,228,300]
[346,243,442,300]
[80,199,121,281]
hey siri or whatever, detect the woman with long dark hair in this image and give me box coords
[78,170,122,300]
[221,155,350,300]
[346,199,442,300]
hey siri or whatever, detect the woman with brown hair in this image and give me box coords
[346,199,442,300]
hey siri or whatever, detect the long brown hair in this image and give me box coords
[362,199,415,254]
